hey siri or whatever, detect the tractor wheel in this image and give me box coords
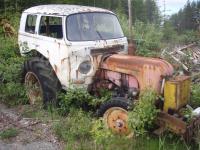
[97,98,131,135]
[23,57,61,107]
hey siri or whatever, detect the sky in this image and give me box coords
[157,0,192,16]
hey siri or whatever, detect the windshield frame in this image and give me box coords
[65,12,125,42]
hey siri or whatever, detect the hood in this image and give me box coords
[101,54,174,93]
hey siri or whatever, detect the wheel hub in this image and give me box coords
[25,72,43,105]
[104,107,130,135]
[116,119,124,128]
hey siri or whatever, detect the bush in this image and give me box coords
[177,30,199,44]
[162,21,179,44]
[90,118,114,144]
[128,89,159,136]
[53,108,94,149]
[191,84,200,108]
[133,21,163,57]
[0,13,27,106]
[115,10,129,37]
[0,37,27,105]
[58,87,111,115]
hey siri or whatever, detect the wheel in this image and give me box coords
[23,57,61,107]
[97,98,131,135]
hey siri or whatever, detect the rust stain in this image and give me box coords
[47,50,50,59]
[73,80,85,84]
[76,70,78,79]
[90,45,124,56]
[61,58,67,64]
[68,57,71,81]
[58,42,61,49]
[101,54,174,93]
[54,64,58,74]
[156,112,187,135]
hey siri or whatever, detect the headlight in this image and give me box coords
[78,61,92,74]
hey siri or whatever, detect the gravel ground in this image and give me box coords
[0,103,64,150]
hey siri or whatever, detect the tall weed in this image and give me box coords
[128,89,159,136]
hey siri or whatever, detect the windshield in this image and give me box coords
[66,12,124,41]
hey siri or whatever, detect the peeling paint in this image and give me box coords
[101,54,174,93]
[54,64,58,74]
[18,5,128,89]
[24,5,113,16]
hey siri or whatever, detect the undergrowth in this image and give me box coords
[191,84,200,108]
[0,128,19,139]
[128,89,159,136]
[58,87,111,115]
[0,37,27,106]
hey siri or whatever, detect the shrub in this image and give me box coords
[190,84,200,108]
[0,14,27,106]
[133,21,163,57]
[53,108,94,150]
[54,108,93,141]
[0,37,27,105]
[90,118,114,144]
[115,10,129,37]
[128,89,159,136]
[177,30,199,44]
[162,21,179,44]
[58,87,111,115]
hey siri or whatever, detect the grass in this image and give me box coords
[21,104,192,150]
[0,128,19,139]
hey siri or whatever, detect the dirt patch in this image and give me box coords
[0,103,64,150]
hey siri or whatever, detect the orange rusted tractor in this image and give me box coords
[91,53,200,142]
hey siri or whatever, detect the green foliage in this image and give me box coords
[115,10,129,36]
[128,89,159,136]
[0,0,161,24]
[176,30,199,44]
[54,108,93,142]
[0,13,27,106]
[170,1,200,33]
[162,21,179,44]
[58,87,111,115]
[133,21,163,57]
[90,118,114,144]
[191,84,200,108]
[0,128,19,139]
[0,37,27,105]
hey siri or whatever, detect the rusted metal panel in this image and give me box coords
[164,76,191,112]
[90,45,124,56]
[101,54,174,93]
[156,112,200,143]
[103,70,139,89]
[156,112,187,135]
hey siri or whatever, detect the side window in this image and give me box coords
[39,16,63,39]
[25,15,37,34]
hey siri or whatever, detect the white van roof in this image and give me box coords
[24,4,113,16]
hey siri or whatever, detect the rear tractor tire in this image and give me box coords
[23,57,61,108]
[97,98,132,135]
